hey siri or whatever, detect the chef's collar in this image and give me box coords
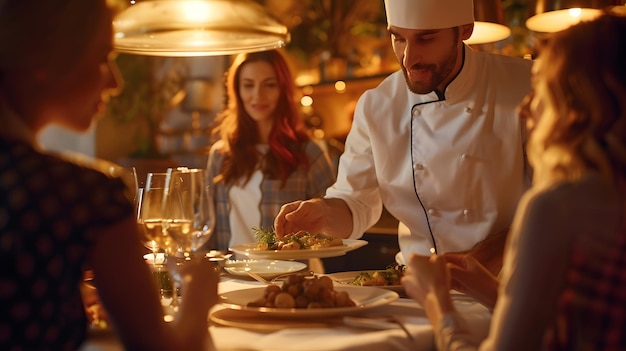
[0,100,38,147]
[441,44,477,105]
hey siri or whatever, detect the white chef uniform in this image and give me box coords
[325,45,532,263]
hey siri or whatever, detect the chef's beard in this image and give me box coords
[401,36,460,96]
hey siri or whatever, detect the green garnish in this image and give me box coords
[253,226,277,245]
[252,227,341,250]
[349,264,405,286]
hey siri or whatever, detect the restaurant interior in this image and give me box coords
[38,0,625,274]
[53,0,624,350]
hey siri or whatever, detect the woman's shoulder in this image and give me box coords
[55,150,121,176]
[209,139,226,152]
[2,143,132,225]
[2,140,113,181]
[536,174,618,208]
[207,140,226,166]
[522,174,621,236]
[302,139,327,155]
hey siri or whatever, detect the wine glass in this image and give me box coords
[137,173,177,303]
[167,168,215,255]
[138,172,172,258]
[162,168,216,285]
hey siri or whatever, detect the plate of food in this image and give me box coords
[229,228,367,260]
[223,259,307,279]
[326,266,406,296]
[218,273,398,318]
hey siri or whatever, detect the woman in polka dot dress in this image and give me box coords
[0,0,219,350]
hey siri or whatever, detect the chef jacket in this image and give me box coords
[325,45,532,263]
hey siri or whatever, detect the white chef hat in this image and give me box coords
[384,0,474,30]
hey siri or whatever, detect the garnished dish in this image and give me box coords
[247,272,355,309]
[229,229,367,260]
[326,265,407,296]
[218,272,399,318]
[348,265,405,287]
[253,227,343,251]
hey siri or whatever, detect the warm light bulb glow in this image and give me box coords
[313,129,325,139]
[465,21,511,44]
[334,81,346,93]
[182,2,211,22]
[300,95,313,107]
[526,8,603,33]
[568,7,582,17]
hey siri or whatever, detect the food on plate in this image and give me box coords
[247,272,356,309]
[253,227,343,251]
[349,265,405,286]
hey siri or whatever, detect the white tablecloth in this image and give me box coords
[80,276,492,351]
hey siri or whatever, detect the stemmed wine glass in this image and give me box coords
[137,172,172,259]
[162,168,216,285]
[136,172,175,302]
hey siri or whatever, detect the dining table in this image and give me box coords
[80,271,493,351]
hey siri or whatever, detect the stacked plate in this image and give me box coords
[223,259,307,280]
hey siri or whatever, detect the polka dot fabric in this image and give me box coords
[0,138,134,350]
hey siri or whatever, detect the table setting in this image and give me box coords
[79,167,491,351]
[211,261,492,351]
[80,238,493,351]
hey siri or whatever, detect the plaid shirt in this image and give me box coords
[206,140,336,251]
[545,180,626,351]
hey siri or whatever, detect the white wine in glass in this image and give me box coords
[137,185,178,302]
[137,172,172,254]
[163,168,216,288]
[167,168,215,255]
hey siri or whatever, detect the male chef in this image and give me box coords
[275,0,532,276]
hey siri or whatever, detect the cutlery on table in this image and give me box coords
[245,270,314,284]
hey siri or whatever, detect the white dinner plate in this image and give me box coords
[223,259,307,279]
[326,271,406,296]
[229,239,368,260]
[218,285,398,318]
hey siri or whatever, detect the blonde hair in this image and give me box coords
[528,13,626,187]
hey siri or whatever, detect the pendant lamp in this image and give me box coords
[465,0,511,44]
[113,0,290,57]
[525,0,621,33]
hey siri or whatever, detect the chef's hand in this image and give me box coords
[274,199,326,238]
[440,253,499,309]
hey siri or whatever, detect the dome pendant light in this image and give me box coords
[113,0,290,57]
[465,0,511,44]
[526,0,621,33]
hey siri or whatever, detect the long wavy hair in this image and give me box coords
[212,50,310,187]
[527,13,626,188]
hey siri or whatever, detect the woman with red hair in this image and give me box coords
[206,49,335,254]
